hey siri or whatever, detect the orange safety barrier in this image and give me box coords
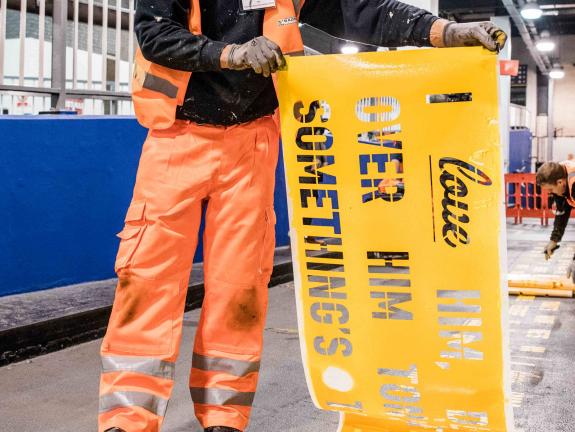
[505,173,553,225]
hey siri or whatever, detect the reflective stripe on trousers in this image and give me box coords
[192,353,260,377]
[190,387,256,407]
[99,391,169,417]
[102,355,176,380]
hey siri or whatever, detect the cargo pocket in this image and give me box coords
[114,200,147,274]
[258,206,277,281]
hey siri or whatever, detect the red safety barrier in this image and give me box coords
[505,173,553,225]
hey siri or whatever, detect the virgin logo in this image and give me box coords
[439,158,492,248]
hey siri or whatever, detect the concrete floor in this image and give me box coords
[2,221,575,431]
[0,282,339,432]
[506,222,575,432]
[509,295,575,432]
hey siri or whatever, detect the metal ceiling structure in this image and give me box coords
[439,0,575,73]
[301,1,575,72]
[440,0,575,36]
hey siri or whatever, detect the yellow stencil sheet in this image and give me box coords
[277,47,513,432]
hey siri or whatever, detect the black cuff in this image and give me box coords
[414,15,441,47]
[200,40,228,71]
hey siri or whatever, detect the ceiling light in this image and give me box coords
[536,31,556,52]
[341,45,359,55]
[521,1,543,20]
[549,65,565,79]
[536,40,555,52]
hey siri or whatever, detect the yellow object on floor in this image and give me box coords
[508,275,575,298]
[508,287,572,298]
[278,47,513,431]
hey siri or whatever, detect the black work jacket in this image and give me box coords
[551,183,575,242]
[135,0,439,126]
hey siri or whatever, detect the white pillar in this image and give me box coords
[547,78,555,161]
[402,0,438,14]
[492,16,512,172]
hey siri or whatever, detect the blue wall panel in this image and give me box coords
[1,116,291,297]
[274,141,290,248]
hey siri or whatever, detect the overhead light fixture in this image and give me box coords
[341,44,359,55]
[549,65,565,79]
[521,0,543,20]
[536,31,556,52]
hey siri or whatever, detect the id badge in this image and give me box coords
[241,0,276,11]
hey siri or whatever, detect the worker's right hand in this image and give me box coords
[222,37,285,78]
[544,240,559,260]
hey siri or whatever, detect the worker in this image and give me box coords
[98,1,508,431]
[537,161,575,282]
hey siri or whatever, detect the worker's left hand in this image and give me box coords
[567,260,575,284]
[544,240,559,260]
[444,22,508,52]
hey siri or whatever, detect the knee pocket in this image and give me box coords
[115,199,196,279]
[115,200,147,274]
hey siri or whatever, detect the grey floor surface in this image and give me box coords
[0,282,339,432]
[2,221,575,431]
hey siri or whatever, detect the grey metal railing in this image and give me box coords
[0,0,135,115]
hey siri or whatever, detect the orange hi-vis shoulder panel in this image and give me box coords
[263,0,305,57]
[132,0,305,130]
[560,160,575,207]
[131,0,200,130]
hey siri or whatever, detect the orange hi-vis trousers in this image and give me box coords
[98,115,280,432]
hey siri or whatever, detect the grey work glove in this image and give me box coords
[567,260,575,284]
[544,240,559,260]
[444,22,508,52]
[226,36,285,77]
